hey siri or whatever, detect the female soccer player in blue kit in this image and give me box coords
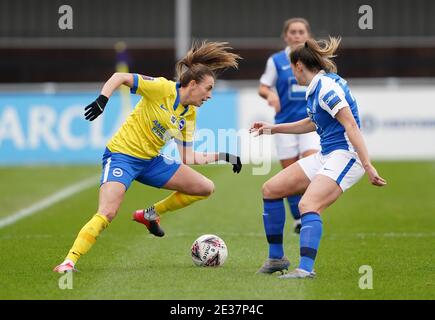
[259,18,319,235]
[251,37,386,278]
[54,42,242,273]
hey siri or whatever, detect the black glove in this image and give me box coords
[218,152,242,174]
[84,95,108,121]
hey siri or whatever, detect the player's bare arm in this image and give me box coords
[177,145,242,174]
[258,84,280,112]
[250,117,316,136]
[101,72,134,97]
[84,72,134,121]
[335,106,387,187]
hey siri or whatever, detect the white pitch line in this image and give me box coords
[0,175,99,229]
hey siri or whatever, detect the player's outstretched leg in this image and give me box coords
[53,213,110,273]
[133,164,213,237]
[53,181,124,273]
[133,193,208,237]
[133,206,165,237]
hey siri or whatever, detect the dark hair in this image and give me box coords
[175,41,241,87]
[282,17,311,38]
[290,36,341,73]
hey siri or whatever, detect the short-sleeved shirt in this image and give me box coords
[107,75,196,159]
[260,47,308,124]
[305,70,361,155]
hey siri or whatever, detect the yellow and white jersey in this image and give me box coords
[107,74,196,159]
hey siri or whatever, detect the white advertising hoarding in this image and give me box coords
[239,84,435,161]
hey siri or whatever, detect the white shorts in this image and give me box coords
[274,132,320,160]
[297,149,365,192]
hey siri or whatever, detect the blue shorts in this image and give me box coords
[100,148,181,190]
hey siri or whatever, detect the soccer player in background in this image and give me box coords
[54,41,242,273]
[251,37,386,278]
[258,18,320,238]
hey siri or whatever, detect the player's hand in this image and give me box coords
[249,121,275,136]
[267,92,281,113]
[84,95,108,121]
[218,153,242,174]
[365,164,387,187]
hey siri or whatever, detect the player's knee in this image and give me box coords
[298,200,318,214]
[262,181,278,199]
[200,179,215,197]
[190,178,214,197]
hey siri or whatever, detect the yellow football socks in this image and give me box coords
[154,192,208,215]
[65,213,109,264]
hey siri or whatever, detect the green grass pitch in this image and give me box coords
[0,162,434,299]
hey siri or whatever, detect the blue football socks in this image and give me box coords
[263,199,286,259]
[287,195,302,220]
[299,212,323,272]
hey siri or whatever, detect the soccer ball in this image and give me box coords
[191,234,228,267]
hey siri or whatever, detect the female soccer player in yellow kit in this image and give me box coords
[54,42,242,273]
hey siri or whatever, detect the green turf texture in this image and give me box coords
[0,162,434,299]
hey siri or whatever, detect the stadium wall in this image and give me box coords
[1,82,434,165]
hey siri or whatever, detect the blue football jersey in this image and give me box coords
[305,71,361,155]
[271,50,308,124]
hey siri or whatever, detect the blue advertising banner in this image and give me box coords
[0,90,238,165]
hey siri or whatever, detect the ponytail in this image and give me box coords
[175,41,241,87]
[290,36,341,73]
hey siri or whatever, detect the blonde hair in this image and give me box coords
[290,36,341,73]
[282,17,311,38]
[175,41,241,87]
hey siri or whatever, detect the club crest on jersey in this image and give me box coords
[113,168,123,177]
[170,115,176,124]
[178,118,186,130]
